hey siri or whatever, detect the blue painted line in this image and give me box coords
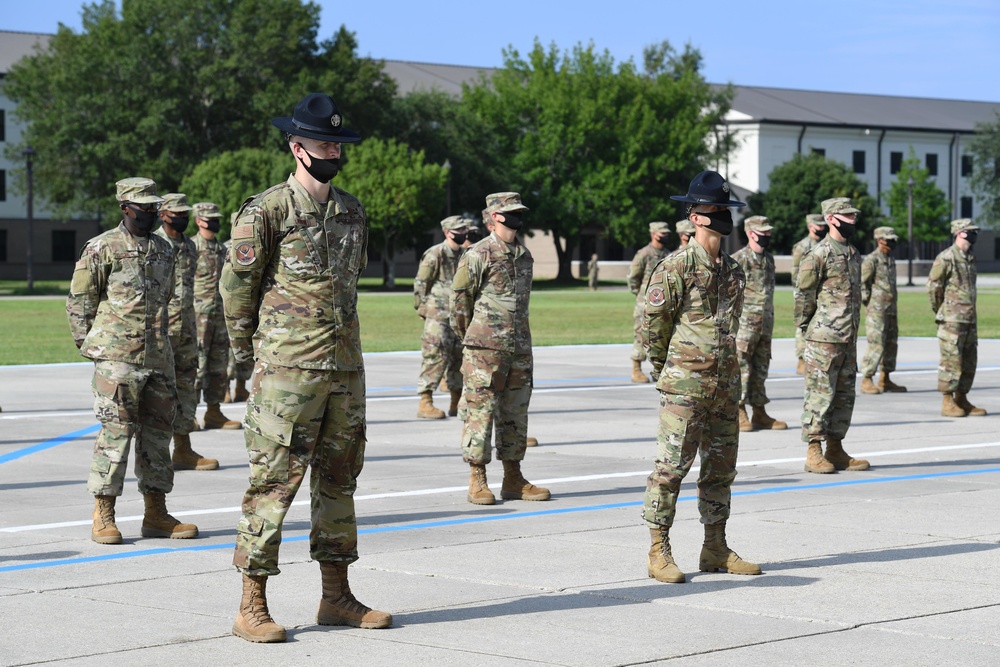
[2,466,998,574]
[0,424,100,465]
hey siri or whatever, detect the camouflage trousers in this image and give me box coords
[936,321,977,394]
[234,362,367,577]
[642,391,739,529]
[196,311,229,405]
[461,347,532,465]
[227,348,254,383]
[737,324,772,406]
[860,308,898,377]
[170,330,198,435]
[795,328,805,361]
[417,318,463,395]
[588,270,599,290]
[801,341,856,443]
[631,300,646,362]
[88,360,176,497]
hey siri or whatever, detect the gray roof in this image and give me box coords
[0,31,51,75]
[382,59,493,96]
[724,85,1000,134]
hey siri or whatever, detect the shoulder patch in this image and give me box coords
[647,285,666,307]
[233,241,257,266]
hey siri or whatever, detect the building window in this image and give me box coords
[0,109,5,142]
[52,230,77,263]
[961,155,973,177]
[926,153,938,176]
[0,229,7,262]
[0,170,6,201]
[852,150,866,174]
[960,197,973,218]
[890,151,903,174]
[810,147,825,157]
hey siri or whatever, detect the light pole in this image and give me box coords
[442,159,452,216]
[23,146,36,292]
[906,175,915,287]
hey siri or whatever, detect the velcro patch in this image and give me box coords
[647,286,665,307]
[232,224,255,239]
[234,241,257,266]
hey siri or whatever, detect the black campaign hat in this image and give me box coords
[272,93,361,143]
[670,170,745,207]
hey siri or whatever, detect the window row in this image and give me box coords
[809,147,975,178]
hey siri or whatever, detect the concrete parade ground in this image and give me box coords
[1,339,998,666]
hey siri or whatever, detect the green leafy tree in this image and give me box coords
[966,113,1000,228]
[882,149,950,243]
[338,138,448,288]
[748,153,880,253]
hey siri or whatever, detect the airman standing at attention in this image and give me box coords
[792,213,828,375]
[414,215,468,419]
[732,216,786,432]
[860,226,906,395]
[588,253,599,291]
[154,193,218,471]
[628,222,672,383]
[928,219,985,418]
[67,178,198,545]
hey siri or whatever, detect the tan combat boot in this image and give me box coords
[448,389,461,417]
[233,380,250,403]
[699,522,761,575]
[233,574,287,643]
[416,392,445,419]
[751,405,787,430]
[825,438,870,471]
[140,491,198,539]
[500,460,551,501]
[941,392,967,418]
[526,437,538,447]
[860,376,881,394]
[203,404,242,430]
[317,562,392,629]
[796,358,806,376]
[804,440,835,474]
[171,433,219,471]
[647,527,685,583]
[467,464,496,505]
[91,495,123,545]
[631,360,651,384]
[878,372,907,393]
[955,393,986,416]
[738,404,753,432]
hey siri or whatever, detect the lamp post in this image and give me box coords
[906,175,915,287]
[23,146,36,292]
[442,159,452,216]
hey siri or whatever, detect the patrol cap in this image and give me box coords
[670,170,745,207]
[160,193,193,213]
[873,226,899,240]
[821,197,860,216]
[675,219,696,235]
[440,215,467,232]
[193,202,222,219]
[950,218,979,234]
[744,215,773,233]
[116,177,164,205]
[486,192,529,214]
[272,92,361,144]
[649,221,670,234]
[806,213,827,226]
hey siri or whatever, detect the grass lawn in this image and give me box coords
[2,286,998,366]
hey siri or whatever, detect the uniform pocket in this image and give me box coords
[244,403,295,483]
[235,514,264,537]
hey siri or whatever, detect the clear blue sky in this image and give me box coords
[5,0,1000,102]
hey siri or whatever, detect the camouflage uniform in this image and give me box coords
[67,207,177,497]
[792,214,826,363]
[628,223,671,362]
[414,218,466,395]
[732,218,775,407]
[641,239,746,529]
[220,174,369,576]
[193,220,230,405]
[587,254,599,290]
[928,221,978,396]
[860,227,900,378]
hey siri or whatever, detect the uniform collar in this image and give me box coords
[287,173,347,217]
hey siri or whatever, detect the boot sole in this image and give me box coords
[232,623,286,643]
[92,534,123,545]
[172,462,220,471]
[416,414,446,420]
[804,465,836,474]
[467,494,496,505]
[699,564,761,575]
[647,570,685,583]
[141,527,199,539]
[500,491,551,501]
[317,614,392,629]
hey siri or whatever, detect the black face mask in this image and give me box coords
[125,204,157,234]
[831,218,856,240]
[203,219,221,233]
[963,231,978,246]
[654,234,670,245]
[884,239,898,250]
[296,143,340,183]
[753,234,771,249]
[814,227,828,239]
[164,216,189,234]
[450,232,467,245]
[498,212,523,230]
[699,209,733,236]
[467,230,483,243]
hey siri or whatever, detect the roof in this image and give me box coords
[381,59,494,96]
[0,31,51,75]
[723,85,1000,134]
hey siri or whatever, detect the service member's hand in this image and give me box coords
[231,340,254,363]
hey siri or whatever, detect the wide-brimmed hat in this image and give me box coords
[670,171,745,207]
[272,93,361,143]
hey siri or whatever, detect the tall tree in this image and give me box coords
[966,113,1000,227]
[882,149,950,243]
[748,153,880,253]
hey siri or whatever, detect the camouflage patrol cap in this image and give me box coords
[193,202,222,219]
[950,218,979,234]
[160,193,193,213]
[744,215,774,233]
[485,192,529,214]
[440,215,467,232]
[675,219,696,235]
[821,197,860,216]
[873,226,899,240]
[648,221,670,234]
[115,177,164,205]
[806,213,827,226]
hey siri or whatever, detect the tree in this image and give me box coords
[748,153,880,253]
[337,138,448,288]
[967,113,1000,228]
[882,149,950,243]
